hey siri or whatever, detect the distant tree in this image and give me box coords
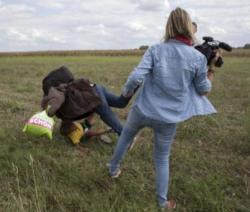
[243,44,250,49]
[139,45,149,50]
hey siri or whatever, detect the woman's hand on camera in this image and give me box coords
[209,48,222,70]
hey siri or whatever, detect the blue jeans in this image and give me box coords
[109,106,177,207]
[93,85,130,135]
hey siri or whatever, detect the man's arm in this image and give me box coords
[41,87,65,117]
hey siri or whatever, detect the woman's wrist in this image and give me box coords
[207,68,215,74]
[209,64,215,70]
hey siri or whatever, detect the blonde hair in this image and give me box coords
[163,7,194,43]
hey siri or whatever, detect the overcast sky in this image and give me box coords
[0,0,249,52]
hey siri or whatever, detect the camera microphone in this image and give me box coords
[218,42,232,52]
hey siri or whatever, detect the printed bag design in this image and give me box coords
[23,110,55,139]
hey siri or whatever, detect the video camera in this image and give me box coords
[195,37,232,67]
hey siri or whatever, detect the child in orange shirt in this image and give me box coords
[60,113,114,153]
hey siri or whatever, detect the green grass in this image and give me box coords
[0,56,249,212]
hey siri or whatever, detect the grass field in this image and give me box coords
[0,54,249,212]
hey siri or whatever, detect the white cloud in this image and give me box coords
[30,29,42,38]
[186,8,196,20]
[36,0,65,9]
[131,0,170,11]
[23,0,70,9]
[73,24,110,36]
[208,26,227,35]
[74,26,84,32]
[7,28,29,41]
[126,22,148,31]
[169,0,250,7]
[156,26,164,31]
[0,3,35,19]
[5,28,67,44]
[246,22,250,31]
[49,37,66,43]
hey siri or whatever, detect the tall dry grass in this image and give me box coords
[0,49,249,58]
[0,50,145,57]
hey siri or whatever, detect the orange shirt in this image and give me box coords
[67,122,85,144]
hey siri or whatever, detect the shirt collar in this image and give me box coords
[174,36,193,46]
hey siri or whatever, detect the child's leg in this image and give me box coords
[85,129,106,139]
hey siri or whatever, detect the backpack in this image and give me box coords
[42,66,74,95]
[42,66,100,121]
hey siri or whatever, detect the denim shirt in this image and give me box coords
[123,39,217,123]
